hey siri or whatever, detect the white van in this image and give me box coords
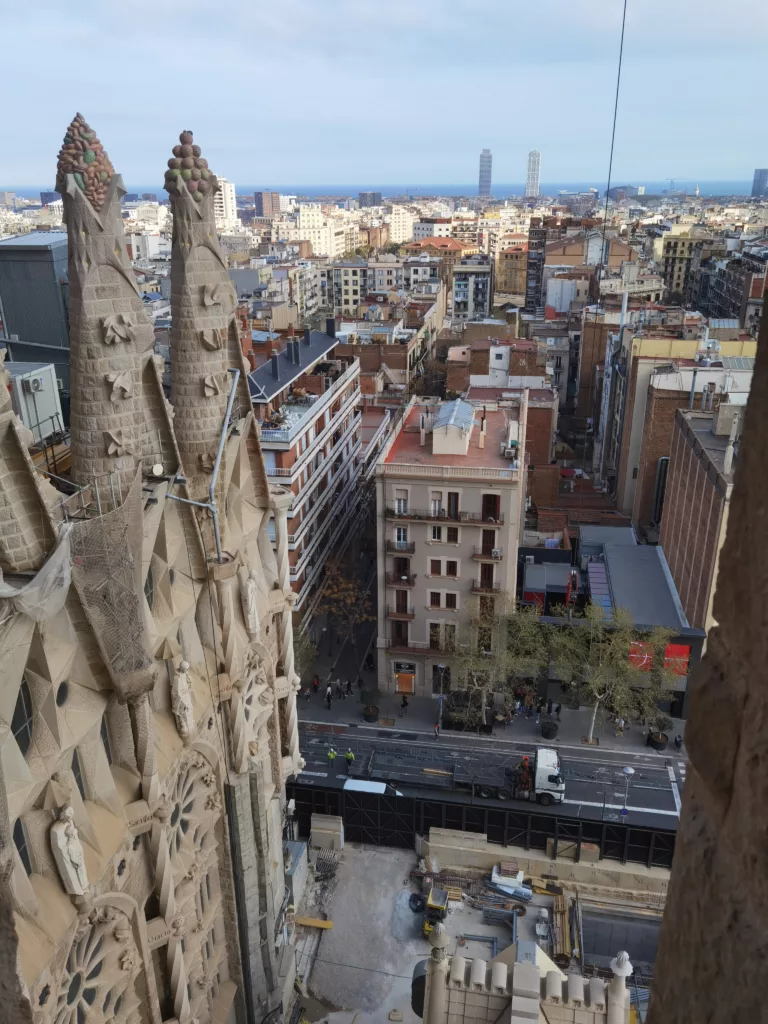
[534,748,566,805]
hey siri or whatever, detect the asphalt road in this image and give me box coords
[297,726,683,830]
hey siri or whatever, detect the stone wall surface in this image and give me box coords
[648,293,768,1023]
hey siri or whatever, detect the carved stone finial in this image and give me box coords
[163,129,217,201]
[171,660,195,741]
[56,113,114,210]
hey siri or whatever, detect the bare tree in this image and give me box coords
[549,603,678,743]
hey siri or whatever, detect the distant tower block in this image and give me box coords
[526,149,541,198]
[56,113,154,499]
[478,149,492,198]
[164,130,238,512]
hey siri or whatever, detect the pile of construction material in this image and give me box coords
[309,813,344,851]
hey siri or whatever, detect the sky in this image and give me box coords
[3,0,768,188]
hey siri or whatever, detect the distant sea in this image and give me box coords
[4,180,754,200]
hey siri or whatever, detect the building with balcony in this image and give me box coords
[248,323,363,621]
[452,254,493,320]
[375,397,525,697]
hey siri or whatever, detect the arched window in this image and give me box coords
[71,749,86,800]
[100,715,113,765]
[13,819,31,875]
[11,678,34,757]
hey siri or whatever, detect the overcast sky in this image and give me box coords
[4,0,767,187]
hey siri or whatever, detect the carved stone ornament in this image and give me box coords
[50,806,88,896]
[201,282,235,310]
[203,373,221,397]
[105,369,133,401]
[242,569,261,640]
[200,328,223,351]
[171,660,195,740]
[171,915,186,937]
[199,452,216,473]
[102,313,136,345]
[104,429,133,457]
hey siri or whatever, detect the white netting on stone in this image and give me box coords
[0,524,72,623]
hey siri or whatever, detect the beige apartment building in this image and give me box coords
[375,398,525,697]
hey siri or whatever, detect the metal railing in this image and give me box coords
[385,572,416,587]
[378,463,518,481]
[471,581,502,594]
[384,507,504,524]
[386,540,416,554]
[472,546,503,560]
[259,359,360,444]
[386,605,415,620]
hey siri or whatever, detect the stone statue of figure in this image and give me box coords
[51,806,88,895]
[172,660,195,740]
[242,569,261,640]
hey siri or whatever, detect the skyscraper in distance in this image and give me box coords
[752,169,768,198]
[526,149,541,198]
[478,148,492,197]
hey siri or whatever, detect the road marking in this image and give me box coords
[667,765,682,816]
[563,799,680,818]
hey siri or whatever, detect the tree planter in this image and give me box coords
[541,720,559,740]
[363,706,379,723]
[648,731,668,752]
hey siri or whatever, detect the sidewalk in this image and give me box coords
[298,691,686,758]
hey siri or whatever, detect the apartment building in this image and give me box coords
[248,324,363,620]
[655,230,707,303]
[660,403,741,632]
[405,237,479,284]
[452,254,493,320]
[255,190,281,217]
[213,176,238,231]
[414,217,452,240]
[495,242,528,296]
[375,397,524,696]
[297,203,347,257]
[387,204,416,244]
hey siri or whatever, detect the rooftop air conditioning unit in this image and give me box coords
[492,548,502,558]
[22,376,45,393]
[525,555,535,565]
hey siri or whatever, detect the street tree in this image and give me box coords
[445,595,549,729]
[549,602,678,743]
[314,560,375,663]
[293,630,318,683]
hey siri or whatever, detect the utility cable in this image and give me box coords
[597,0,629,300]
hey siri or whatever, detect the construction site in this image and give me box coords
[286,815,665,1024]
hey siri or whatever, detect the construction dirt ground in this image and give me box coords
[296,844,539,1024]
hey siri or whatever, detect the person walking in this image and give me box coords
[325,684,333,711]
[546,698,553,717]
[327,747,337,769]
[335,680,343,700]
[535,702,542,725]
[312,674,320,694]
[400,695,409,716]
[433,722,440,740]
[555,703,562,722]
[345,749,355,772]
[346,679,353,697]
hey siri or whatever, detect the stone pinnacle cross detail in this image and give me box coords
[56,113,114,211]
[57,114,154,497]
[164,130,237,530]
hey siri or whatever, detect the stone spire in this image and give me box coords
[56,113,154,500]
[164,130,237,523]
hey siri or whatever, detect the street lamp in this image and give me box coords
[622,766,635,814]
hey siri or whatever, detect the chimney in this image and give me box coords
[293,339,301,364]
[303,327,312,346]
[271,353,279,379]
[723,415,739,475]
[288,324,295,338]
[247,350,257,371]
[478,429,485,449]
[689,368,697,410]
[420,413,426,446]
[326,316,336,338]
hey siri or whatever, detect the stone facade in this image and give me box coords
[2,118,301,1024]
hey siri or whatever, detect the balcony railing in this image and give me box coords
[382,638,458,655]
[385,507,504,524]
[386,541,416,554]
[471,581,503,594]
[385,572,416,587]
[472,546,503,560]
[378,463,518,482]
[386,605,415,621]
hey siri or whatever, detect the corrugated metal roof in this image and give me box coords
[0,231,67,248]
[433,399,475,432]
[707,318,739,329]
